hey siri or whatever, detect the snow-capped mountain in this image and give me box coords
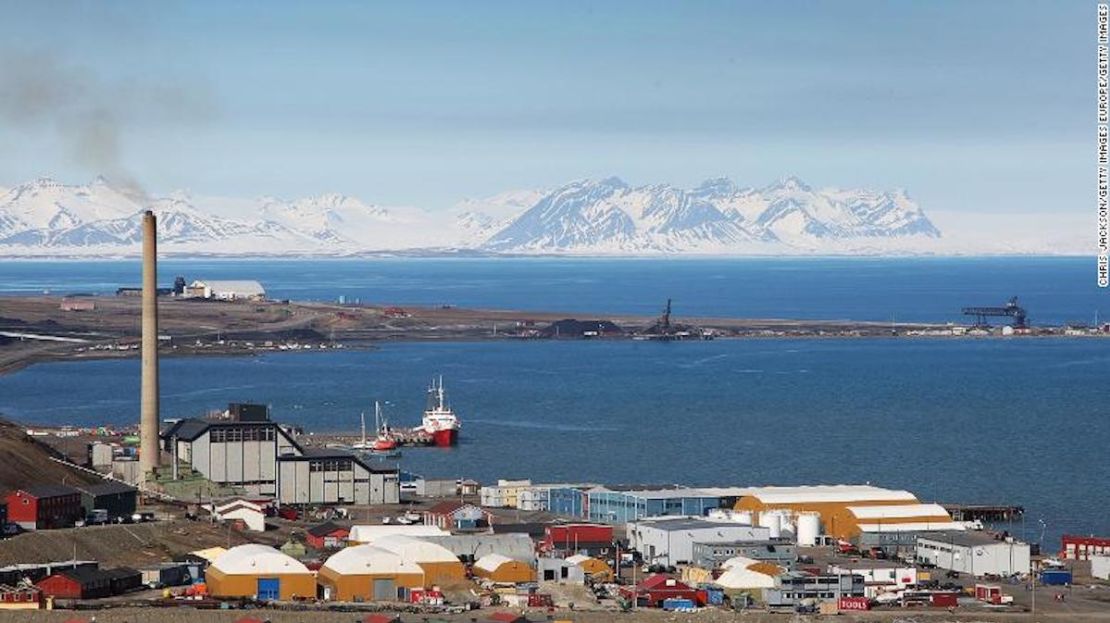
[0,175,950,257]
[482,176,940,254]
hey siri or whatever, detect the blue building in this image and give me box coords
[586,486,727,524]
[548,487,589,518]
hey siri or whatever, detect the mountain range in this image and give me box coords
[0,175,952,257]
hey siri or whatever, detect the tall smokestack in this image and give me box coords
[139,210,160,480]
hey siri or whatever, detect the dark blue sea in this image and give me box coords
[0,258,1107,548]
[0,256,1105,324]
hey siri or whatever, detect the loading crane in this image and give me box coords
[962,296,1028,328]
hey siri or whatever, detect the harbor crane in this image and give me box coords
[962,296,1028,328]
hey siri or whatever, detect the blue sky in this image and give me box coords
[0,1,1092,214]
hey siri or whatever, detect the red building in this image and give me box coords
[305,521,349,550]
[1062,534,1110,560]
[5,485,82,531]
[36,568,112,599]
[621,574,705,608]
[543,523,613,555]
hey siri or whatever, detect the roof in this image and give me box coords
[73,481,137,497]
[160,418,211,442]
[189,547,227,562]
[637,574,693,591]
[918,531,1024,548]
[321,545,423,576]
[371,535,461,564]
[632,518,768,533]
[210,544,310,575]
[739,485,917,505]
[348,524,448,545]
[565,554,594,565]
[54,567,112,584]
[491,522,547,537]
[473,553,516,572]
[194,280,265,295]
[308,521,349,537]
[425,500,484,515]
[857,521,964,533]
[846,503,952,520]
[17,484,79,499]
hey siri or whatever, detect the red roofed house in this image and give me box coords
[305,521,350,550]
[422,501,493,532]
[621,574,705,608]
[5,485,82,530]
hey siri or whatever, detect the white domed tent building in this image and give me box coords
[318,545,426,601]
[472,553,535,584]
[205,544,315,601]
[715,556,782,594]
[565,554,612,581]
[371,535,467,585]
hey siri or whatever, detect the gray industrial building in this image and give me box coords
[691,539,796,570]
[423,533,536,563]
[915,531,1030,577]
[763,572,865,607]
[161,403,398,505]
[626,517,771,566]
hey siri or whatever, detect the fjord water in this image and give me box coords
[0,256,1104,324]
[0,257,1107,547]
[0,339,1107,547]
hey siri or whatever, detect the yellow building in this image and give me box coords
[733,485,919,537]
[205,544,316,601]
[472,554,535,584]
[318,545,426,601]
[371,535,467,585]
[565,555,612,582]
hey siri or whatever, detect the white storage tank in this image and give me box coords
[796,512,820,546]
[759,511,781,538]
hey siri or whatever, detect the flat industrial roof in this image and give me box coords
[633,518,768,532]
[918,531,1025,548]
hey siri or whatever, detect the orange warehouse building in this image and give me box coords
[733,485,920,537]
[318,545,426,601]
[472,554,535,584]
[205,544,316,601]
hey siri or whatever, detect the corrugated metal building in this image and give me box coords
[423,533,535,563]
[627,517,771,566]
[916,532,1030,577]
[691,540,796,570]
[162,405,398,505]
[205,544,316,601]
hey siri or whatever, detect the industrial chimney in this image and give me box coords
[139,210,160,480]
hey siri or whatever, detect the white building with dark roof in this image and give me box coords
[185,280,266,301]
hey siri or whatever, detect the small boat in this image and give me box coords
[353,401,398,452]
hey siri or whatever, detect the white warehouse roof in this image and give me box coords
[348,524,448,545]
[739,485,917,504]
[322,545,423,575]
[857,521,965,533]
[845,503,952,520]
[565,554,592,565]
[473,553,515,572]
[210,544,309,575]
[372,535,460,564]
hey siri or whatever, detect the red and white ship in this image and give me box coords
[419,376,460,447]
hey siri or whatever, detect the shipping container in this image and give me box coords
[930,592,959,608]
[662,597,695,611]
[1040,569,1072,586]
[837,596,870,611]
